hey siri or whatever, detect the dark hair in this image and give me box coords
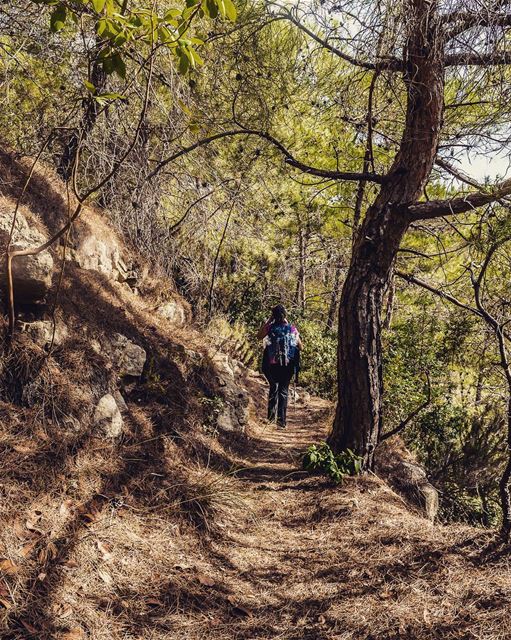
[272,304,287,323]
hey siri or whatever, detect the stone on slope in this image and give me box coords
[106,333,147,377]
[23,319,69,348]
[0,204,53,302]
[211,352,249,433]
[94,393,123,438]
[156,300,186,326]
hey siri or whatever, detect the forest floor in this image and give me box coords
[183,376,511,640]
[4,371,511,640]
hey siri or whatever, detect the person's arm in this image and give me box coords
[292,325,303,350]
[257,318,272,340]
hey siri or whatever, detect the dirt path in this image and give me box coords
[185,378,511,640]
[4,374,511,640]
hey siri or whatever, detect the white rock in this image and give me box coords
[212,353,235,380]
[156,300,186,326]
[70,228,122,280]
[94,393,123,438]
[0,204,53,301]
[24,319,68,348]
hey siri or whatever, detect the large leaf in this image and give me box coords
[91,0,106,12]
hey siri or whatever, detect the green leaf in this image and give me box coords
[202,0,218,19]
[91,0,106,12]
[189,47,203,65]
[113,31,128,46]
[164,8,181,19]
[83,80,96,94]
[177,48,189,74]
[222,0,236,21]
[50,5,67,32]
[111,53,126,79]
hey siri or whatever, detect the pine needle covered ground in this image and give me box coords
[2,367,511,640]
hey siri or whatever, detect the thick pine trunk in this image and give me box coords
[329,0,445,468]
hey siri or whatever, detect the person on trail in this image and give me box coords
[258,304,302,429]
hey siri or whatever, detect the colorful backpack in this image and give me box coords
[268,323,297,367]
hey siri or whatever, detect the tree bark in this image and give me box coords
[328,0,445,469]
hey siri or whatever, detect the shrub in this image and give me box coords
[303,442,362,484]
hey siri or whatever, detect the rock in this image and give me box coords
[212,353,235,384]
[0,204,53,302]
[94,393,123,438]
[105,333,146,377]
[375,439,439,522]
[69,221,123,280]
[209,351,249,433]
[184,348,202,364]
[398,461,439,523]
[156,300,186,326]
[298,388,311,403]
[113,389,128,413]
[23,319,68,348]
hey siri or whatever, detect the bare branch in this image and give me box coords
[145,129,386,184]
[442,6,511,40]
[267,3,403,71]
[445,50,511,66]
[395,270,483,318]
[408,177,511,220]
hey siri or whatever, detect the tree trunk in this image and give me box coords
[329,0,445,469]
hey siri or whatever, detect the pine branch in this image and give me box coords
[407,177,511,220]
[145,129,386,184]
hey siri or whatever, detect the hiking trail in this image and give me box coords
[177,376,510,640]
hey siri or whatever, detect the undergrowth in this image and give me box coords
[303,442,362,484]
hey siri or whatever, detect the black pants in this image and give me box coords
[267,364,293,426]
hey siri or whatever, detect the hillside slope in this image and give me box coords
[1,153,511,640]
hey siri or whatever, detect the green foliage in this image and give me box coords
[297,321,337,399]
[31,0,236,79]
[409,402,506,526]
[303,443,362,484]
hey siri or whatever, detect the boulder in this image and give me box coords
[397,461,440,523]
[0,205,53,302]
[375,439,439,522]
[156,300,186,326]
[209,351,249,433]
[105,333,146,377]
[69,219,123,281]
[94,393,123,438]
[113,389,128,413]
[23,319,68,348]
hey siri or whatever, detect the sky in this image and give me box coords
[459,150,511,183]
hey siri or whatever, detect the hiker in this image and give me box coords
[258,304,302,429]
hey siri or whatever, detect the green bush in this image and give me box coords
[295,320,337,399]
[303,442,362,484]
